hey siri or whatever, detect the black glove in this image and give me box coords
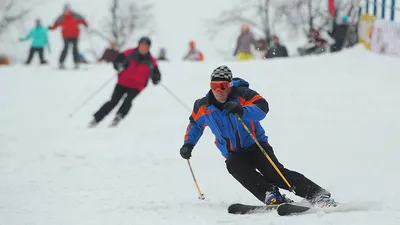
[180,143,194,159]
[152,79,160,85]
[224,101,244,117]
[151,67,161,85]
[115,61,128,72]
[113,54,129,72]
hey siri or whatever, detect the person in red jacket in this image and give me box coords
[89,37,161,127]
[49,4,88,69]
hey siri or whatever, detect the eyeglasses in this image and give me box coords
[210,81,231,92]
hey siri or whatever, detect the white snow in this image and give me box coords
[1,45,400,225]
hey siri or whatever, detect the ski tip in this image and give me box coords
[227,204,245,214]
[227,203,279,215]
[277,203,311,216]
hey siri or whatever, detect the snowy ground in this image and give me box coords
[1,46,400,225]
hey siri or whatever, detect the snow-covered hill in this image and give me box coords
[1,45,399,225]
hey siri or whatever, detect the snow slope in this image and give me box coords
[1,46,400,225]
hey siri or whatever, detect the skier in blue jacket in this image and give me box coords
[180,65,338,207]
[19,19,50,64]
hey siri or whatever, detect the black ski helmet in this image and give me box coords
[138,36,151,47]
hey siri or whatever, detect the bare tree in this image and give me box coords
[0,0,45,62]
[89,0,154,50]
[207,0,274,45]
[274,0,356,37]
[0,0,38,36]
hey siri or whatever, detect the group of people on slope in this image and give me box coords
[19,4,88,69]
[233,15,353,60]
[10,4,353,67]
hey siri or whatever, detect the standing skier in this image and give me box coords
[19,18,49,65]
[89,37,161,127]
[48,4,88,69]
[180,65,337,207]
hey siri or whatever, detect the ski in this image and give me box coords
[278,201,377,216]
[227,203,279,214]
[229,201,374,216]
[277,203,311,216]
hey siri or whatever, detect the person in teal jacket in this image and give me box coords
[20,19,50,64]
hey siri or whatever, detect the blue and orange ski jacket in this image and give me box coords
[184,78,269,158]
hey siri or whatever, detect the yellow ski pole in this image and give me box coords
[187,159,205,200]
[236,115,296,194]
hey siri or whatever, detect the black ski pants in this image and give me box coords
[60,37,79,64]
[26,47,47,64]
[94,84,140,122]
[226,142,330,203]
[330,40,344,52]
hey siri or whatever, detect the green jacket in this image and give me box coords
[20,26,50,48]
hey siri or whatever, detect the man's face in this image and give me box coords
[138,43,150,55]
[210,81,232,103]
[64,10,72,16]
[273,37,279,45]
[241,24,249,33]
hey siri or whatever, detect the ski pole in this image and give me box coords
[187,159,205,200]
[159,84,205,199]
[160,83,191,111]
[68,75,114,118]
[236,114,296,194]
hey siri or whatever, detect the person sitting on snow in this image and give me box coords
[98,41,120,63]
[297,28,328,56]
[78,52,88,64]
[264,35,289,59]
[157,48,169,61]
[183,40,204,61]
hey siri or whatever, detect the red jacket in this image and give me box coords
[115,48,161,91]
[50,11,87,38]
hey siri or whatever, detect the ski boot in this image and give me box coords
[313,194,338,208]
[265,190,293,206]
[109,114,123,127]
[88,119,98,128]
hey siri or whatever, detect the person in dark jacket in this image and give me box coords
[98,41,120,63]
[157,48,168,61]
[180,65,338,208]
[89,37,161,127]
[328,15,350,52]
[49,4,88,69]
[264,35,288,59]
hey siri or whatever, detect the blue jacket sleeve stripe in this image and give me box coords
[184,101,209,146]
[184,118,205,145]
[240,91,269,121]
